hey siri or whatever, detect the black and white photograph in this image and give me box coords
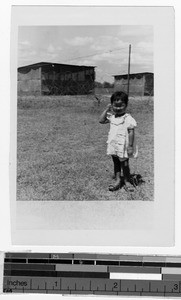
[10,6,174,246]
[17,25,153,201]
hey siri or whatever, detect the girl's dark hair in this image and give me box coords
[110,91,128,106]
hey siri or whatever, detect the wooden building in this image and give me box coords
[113,72,154,96]
[18,62,95,96]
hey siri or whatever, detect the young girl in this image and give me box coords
[99,91,138,192]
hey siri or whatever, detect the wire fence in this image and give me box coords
[38,69,153,103]
[18,45,154,100]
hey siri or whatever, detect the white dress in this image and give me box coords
[106,113,138,161]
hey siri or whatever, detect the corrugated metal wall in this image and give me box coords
[145,73,154,96]
[41,65,95,95]
[114,75,145,96]
[18,67,41,96]
[114,73,154,96]
[18,64,95,96]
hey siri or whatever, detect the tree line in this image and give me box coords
[94,81,114,88]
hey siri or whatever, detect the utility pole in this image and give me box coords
[127,44,131,97]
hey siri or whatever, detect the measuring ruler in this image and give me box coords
[2,252,181,296]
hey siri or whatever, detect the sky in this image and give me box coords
[18,26,153,83]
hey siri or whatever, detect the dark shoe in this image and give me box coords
[124,181,134,192]
[109,182,120,191]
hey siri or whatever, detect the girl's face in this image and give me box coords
[112,98,127,115]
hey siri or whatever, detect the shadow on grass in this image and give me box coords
[117,174,146,201]
[129,173,145,187]
[110,173,145,191]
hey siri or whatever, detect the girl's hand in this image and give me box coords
[127,146,134,156]
[106,104,112,112]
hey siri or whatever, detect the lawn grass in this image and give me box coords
[17,95,154,201]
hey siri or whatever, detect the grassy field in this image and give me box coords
[17,95,154,201]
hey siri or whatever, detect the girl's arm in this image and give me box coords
[127,128,134,156]
[99,104,112,124]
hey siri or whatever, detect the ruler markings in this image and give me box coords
[3,253,181,297]
[3,288,181,295]
[2,287,177,294]
[6,288,181,296]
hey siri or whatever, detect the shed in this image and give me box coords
[113,72,154,96]
[18,62,95,96]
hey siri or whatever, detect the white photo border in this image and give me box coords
[11,6,174,246]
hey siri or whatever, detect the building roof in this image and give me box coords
[113,72,153,78]
[18,62,96,71]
